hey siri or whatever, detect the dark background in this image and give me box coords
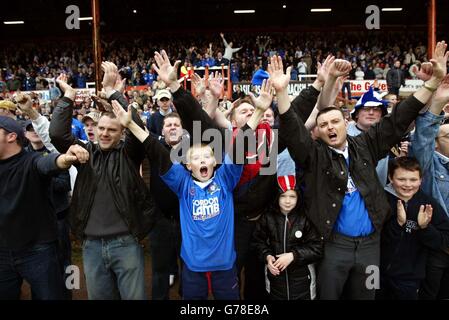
[1,0,448,41]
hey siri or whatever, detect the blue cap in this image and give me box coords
[351,87,388,120]
[0,116,25,140]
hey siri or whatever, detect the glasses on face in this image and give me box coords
[361,106,382,112]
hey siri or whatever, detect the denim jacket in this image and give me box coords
[410,111,449,217]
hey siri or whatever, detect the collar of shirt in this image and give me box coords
[159,108,172,116]
[329,141,349,161]
[192,172,216,189]
[435,151,449,165]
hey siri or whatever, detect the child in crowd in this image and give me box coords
[111,80,272,299]
[252,175,323,300]
[378,157,449,300]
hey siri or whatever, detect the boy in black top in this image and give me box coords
[378,157,449,299]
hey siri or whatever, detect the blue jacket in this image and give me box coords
[410,111,449,217]
[71,118,88,141]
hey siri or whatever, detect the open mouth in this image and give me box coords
[200,166,209,177]
[328,133,337,142]
[88,132,95,139]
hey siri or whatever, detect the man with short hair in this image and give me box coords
[0,115,87,300]
[387,60,405,96]
[273,42,448,299]
[49,64,155,300]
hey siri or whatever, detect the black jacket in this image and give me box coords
[381,187,449,280]
[0,151,61,249]
[49,93,156,240]
[279,94,426,239]
[172,86,320,218]
[386,68,405,88]
[252,204,323,300]
[25,145,71,218]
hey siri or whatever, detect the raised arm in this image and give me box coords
[410,76,449,197]
[101,61,145,167]
[49,74,78,153]
[15,93,58,154]
[111,101,173,176]
[153,50,225,137]
[220,33,229,48]
[268,55,316,167]
[363,41,449,162]
[288,57,331,123]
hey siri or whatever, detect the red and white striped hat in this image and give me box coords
[277,175,296,193]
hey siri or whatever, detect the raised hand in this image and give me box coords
[114,76,127,94]
[430,41,449,80]
[329,59,352,78]
[91,94,112,112]
[414,62,433,81]
[152,50,181,86]
[56,73,76,100]
[418,204,433,229]
[208,72,224,99]
[14,93,32,112]
[267,55,291,92]
[273,252,294,272]
[101,61,118,90]
[266,255,280,276]
[248,79,273,111]
[191,73,206,97]
[397,200,407,227]
[111,100,131,128]
[316,55,336,84]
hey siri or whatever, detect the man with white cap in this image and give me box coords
[148,89,173,138]
[81,111,101,142]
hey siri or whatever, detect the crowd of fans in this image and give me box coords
[0,31,435,95]
[1,32,449,302]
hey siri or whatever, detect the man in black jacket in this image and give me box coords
[49,65,155,300]
[0,115,88,300]
[272,41,449,299]
[386,60,405,96]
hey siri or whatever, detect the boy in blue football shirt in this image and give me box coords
[111,80,273,299]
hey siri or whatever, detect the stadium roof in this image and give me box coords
[1,0,448,40]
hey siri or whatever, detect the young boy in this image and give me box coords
[252,175,323,300]
[111,80,273,300]
[378,157,449,300]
